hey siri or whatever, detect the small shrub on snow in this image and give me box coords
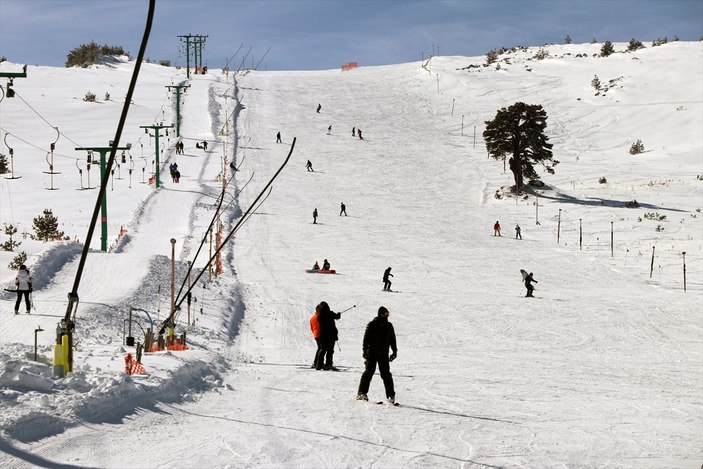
[591,75,601,91]
[625,200,640,208]
[599,177,607,184]
[644,212,666,222]
[83,91,96,102]
[600,41,615,57]
[627,39,644,51]
[564,35,572,44]
[485,50,498,65]
[629,139,645,155]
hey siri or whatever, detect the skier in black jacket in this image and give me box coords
[316,301,341,370]
[357,306,397,403]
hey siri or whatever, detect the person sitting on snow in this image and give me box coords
[313,261,320,270]
[322,259,331,271]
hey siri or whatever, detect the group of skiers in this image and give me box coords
[174,141,185,155]
[310,301,397,404]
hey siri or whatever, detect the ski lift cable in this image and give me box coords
[12,91,86,149]
[0,126,76,160]
[172,168,241,301]
[65,0,156,324]
[167,138,296,326]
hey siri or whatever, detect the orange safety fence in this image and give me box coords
[168,342,189,351]
[124,353,147,375]
[341,62,358,71]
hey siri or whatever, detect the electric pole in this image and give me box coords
[140,124,173,188]
[75,142,132,252]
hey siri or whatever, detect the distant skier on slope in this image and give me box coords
[317,103,322,113]
[493,220,501,236]
[340,202,347,216]
[306,160,314,172]
[524,271,537,297]
[276,131,282,143]
[515,224,522,240]
[313,208,318,224]
[382,267,393,291]
[357,306,397,404]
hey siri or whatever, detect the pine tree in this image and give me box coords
[627,39,644,51]
[1,223,21,251]
[32,209,64,241]
[564,35,573,44]
[600,41,615,57]
[0,152,8,174]
[8,251,27,270]
[483,102,558,195]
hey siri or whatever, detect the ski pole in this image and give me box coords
[338,304,356,314]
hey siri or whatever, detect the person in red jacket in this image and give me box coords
[310,308,322,368]
[493,220,501,236]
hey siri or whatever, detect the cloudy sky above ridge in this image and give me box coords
[1,0,701,70]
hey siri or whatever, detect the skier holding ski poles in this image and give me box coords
[14,264,32,314]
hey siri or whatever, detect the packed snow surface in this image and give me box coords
[0,42,701,468]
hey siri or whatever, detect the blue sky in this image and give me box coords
[1,0,701,70]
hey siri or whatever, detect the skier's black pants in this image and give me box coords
[358,353,395,398]
[15,290,30,312]
[317,338,335,369]
[313,338,324,368]
[383,280,391,291]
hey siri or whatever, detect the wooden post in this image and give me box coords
[682,252,687,292]
[610,221,614,257]
[649,246,655,278]
[579,218,582,250]
[535,195,540,225]
[451,98,455,117]
[557,209,562,244]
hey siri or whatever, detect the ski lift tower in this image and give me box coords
[75,142,132,252]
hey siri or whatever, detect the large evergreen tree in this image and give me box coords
[483,102,557,194]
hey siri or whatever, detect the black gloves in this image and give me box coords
[389,352,397,362]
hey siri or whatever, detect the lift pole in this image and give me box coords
[140,124,173,188]
[75,142,132,252]
[165,84,190,137]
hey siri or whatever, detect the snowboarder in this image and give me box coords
[276,131,282,143]
[524,272,537,297]
[358,129,363,140]
[382,267,393,291]
[315,301,341,370]
[357,306,397,404]
[310,307,322,368]
[352,127,356,137]
[306,160,314,172]
[340,202,347,216]
[316,103,321,113]
[515,224,522,240]
[322,259,331,271]
[313,208,318,224]
[14,264,32,314]
[493,220,501,237]
[327,125,332,135]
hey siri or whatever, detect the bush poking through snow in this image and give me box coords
[32,209,64,242]
[625,200,640,208]
[599,177,607,184]
[600,41,615,57]
[629,139,645,155]
[83,91,96,102]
